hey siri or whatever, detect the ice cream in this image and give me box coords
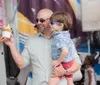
[2,24,12,32]
[2,24,12,38]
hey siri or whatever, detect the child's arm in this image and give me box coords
[87,69,92,85]
[58,47,68,63]
[52,47,68,68]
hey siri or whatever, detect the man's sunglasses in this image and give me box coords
[36,18,47,23]
[50,21,62,25]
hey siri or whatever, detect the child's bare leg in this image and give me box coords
[66,78,74,85]
[48,77,60,85]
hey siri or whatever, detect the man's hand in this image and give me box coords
[51,64,65,77]
[52,60,61,68]
[0,35,6,43]
[51,61,81,78]
[3,34,15,46]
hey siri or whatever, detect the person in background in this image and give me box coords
[0,8,81,85]
[84,55,96,85]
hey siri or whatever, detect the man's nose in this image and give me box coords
[37,20,42,24]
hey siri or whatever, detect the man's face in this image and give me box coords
[36,14,50,33]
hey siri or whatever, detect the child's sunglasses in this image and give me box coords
[50,21,62,25]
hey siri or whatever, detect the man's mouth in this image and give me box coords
[38,25,43,29]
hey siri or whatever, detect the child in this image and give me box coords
[48,12,79,85]
[84,55,96,85]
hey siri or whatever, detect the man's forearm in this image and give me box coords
[66,63,81,74]
[9,43,26,69]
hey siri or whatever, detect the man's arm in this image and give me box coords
[52,62,81,77]
[66,54,81,74]
[52,54,81,77]
[9,43,26,69]
[3,34,26,69]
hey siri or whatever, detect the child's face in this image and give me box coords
[50,21,63,31]
[84,57,88,64]
[84,56,90,65]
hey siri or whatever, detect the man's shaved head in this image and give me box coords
[37,8,53,19]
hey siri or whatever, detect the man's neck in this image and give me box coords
[43,32,52,36]
[42,31,53,38]
[43,27,53,36]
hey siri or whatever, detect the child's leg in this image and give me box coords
[62,60,74,85]
[48,77,60,85]
[66,77,74,85]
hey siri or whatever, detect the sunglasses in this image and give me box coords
[36,18,47,23]
[50,21,62,25]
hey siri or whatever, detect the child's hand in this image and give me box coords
[52,60,61,68]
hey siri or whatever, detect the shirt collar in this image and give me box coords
[53,31,69,35]
[38,32,54,39]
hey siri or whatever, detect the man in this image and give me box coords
[2,8,82,85]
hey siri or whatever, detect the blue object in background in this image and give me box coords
[93,64,100,75]
[77,0,80,4]
[29,72,32,78]
[19,43,25,53]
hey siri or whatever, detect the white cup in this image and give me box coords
[2,31,11,38]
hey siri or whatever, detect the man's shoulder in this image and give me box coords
[25,33,41,46]
[25,33,40,44]
[29,33,40,39]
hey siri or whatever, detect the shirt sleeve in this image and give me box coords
[56,35,70,49]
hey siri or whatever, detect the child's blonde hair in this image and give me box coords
[50,11,72,31]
